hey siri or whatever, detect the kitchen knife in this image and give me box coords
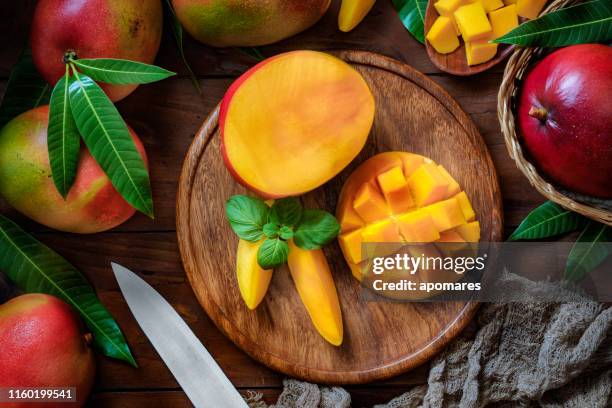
[111,262,248,408]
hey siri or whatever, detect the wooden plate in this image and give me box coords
[176,51,503,384]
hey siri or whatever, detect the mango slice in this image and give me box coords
[516,0,547,19]
[377,166,415,214]
[454,191,476,221]
[353,182,389,223]
[489,5,519,39]
[236,239,273,310]
[407,162,450,207]
[454,2,492,41]
[287,241,343,346]
[426,16,461,54]
[338,0,377,32]
[220,51,375,198]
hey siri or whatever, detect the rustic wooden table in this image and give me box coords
[0,1,546,406]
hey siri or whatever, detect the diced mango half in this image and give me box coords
[455,221,481,242]
[480,0,504,12]
[338,229,364,264]
[489,5,519,39]
[454,2,492,41]
[454,191,476,221]
[516,0,547,19]
[437,165,461,198]
[424,197,466,232]
[426,17,461,54]
[407,162,449,207]
[377,166,415,214]
[465,38,498,66]
[353,182,389,223]
[397,209,441,243]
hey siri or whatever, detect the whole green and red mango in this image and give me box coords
[518,44,612,198]
[0,106,147,233]
[30,0,163,102]
[171,0,331,47]
[0,294,95,408]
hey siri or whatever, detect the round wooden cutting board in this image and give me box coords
[176,51,503,384]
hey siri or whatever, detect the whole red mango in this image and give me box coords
[0,294,96,408]
[30,0,163,102]
[518,44,612,198]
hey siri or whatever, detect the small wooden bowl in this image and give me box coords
[498,0,612,226]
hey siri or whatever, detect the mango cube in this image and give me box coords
[516,0,547,19]
[489,5,519,38]
[338,229,364,264]
[480,0,504,12]
[377,166,415,214]
[436,230,470,256]
[353,182,389,223]
[454,2,493,41]
[423,198,466,232]
[397,210,441,243]
[407,163,450,207]
[339,206,364,233]
[426,17,461,54]
[434,0,464,15]
[455,221,481,242]
[465,39,498,66]
[454,191,476,221]
[361,219,403,243]
[403,155,425,177]
[437,165,461,198]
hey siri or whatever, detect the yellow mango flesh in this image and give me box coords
[480,0,504,12]
[221,51,375,198]
[287,241,343,346]
[454,2,492,41]
[504,0,517,3]
[434,0,465,15]
[465,38,498,66]
[516,0,547,19]
[338,0,377,32]
[426,17,461,54]
[489,5,519,38]
[377,166,415,214]
[236,239,273,310]
[336,152,480,284]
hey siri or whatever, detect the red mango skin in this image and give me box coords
[30,0,163,102]
[0,294,95,408]
[518,44,612,198]
[0,106,148,233]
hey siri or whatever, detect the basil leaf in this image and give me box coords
[495,0,612,47]
[72,58,176,85]
[257,238,289,269]
[269,197,302,227]
[226,195,269,242]
[293,209,341,250]
[508,201,585,241]
[263,223,279,239]
[48,67,80,198]
[392,0,428,44]
[68,70,153,217]
[564,222,612,282]
[0,47,50,128]
[279,225,294,240]
[0,214,136,366]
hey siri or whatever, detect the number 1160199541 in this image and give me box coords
[0,388,76,402]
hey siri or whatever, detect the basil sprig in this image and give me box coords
[226,195,340,269]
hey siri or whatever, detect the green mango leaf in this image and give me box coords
[0,48,50,128]
[257,237,289,269]
[226,195,269,242]
[47,67,80,198]
[72,58,176,85]
[293,209,340,250]
[508,201,585,241]
[163,0,202,94]
[564,222,612,282]
[494,0,612,47]
[68,70,154,217]
[392,0,428,44]
[0,214,136,366]
[269,197,302,227]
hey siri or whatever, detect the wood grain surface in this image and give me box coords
[176,51,502,384]
[0,0,547,405]
[424,2,515,76]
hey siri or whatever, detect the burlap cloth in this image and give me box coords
[247,273,612,407]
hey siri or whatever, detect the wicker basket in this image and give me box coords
[498,0,612,226]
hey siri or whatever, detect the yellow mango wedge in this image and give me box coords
[236,239,273,310]
[339,0,377,32]
[287,241,343,346]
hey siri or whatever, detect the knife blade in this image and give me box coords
[111,262,248,408]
